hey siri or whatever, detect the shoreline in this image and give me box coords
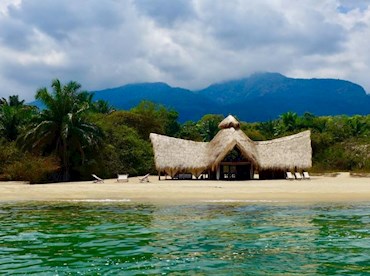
[1,172,370,204]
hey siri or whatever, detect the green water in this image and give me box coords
[0,201,370,275]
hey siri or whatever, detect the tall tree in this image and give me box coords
[197,114,224,141]
[178,121,203,141]
[91,99,114,114]
[257,120,278,139]
[93,113,154,177]
[0,95,34,141]
[20,79,103,181]
[0,95,25,107]
[275,111,299,135]
[130,101,180,139]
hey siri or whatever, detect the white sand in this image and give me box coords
[1,172,370,204]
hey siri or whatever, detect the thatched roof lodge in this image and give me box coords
[150,115,312,180]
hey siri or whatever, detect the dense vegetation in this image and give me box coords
[1,79,370,183]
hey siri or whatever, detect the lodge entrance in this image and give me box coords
[218,147,254,180]
[220,162,252,180]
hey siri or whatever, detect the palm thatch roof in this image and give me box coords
[150,115,312,176]
[218,115,240,129]
[149,133,209,177]
[208,128,258,170]
[256,130,312,169]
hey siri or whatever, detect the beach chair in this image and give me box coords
[139,173,150,183]
[286,172,294,180]
[92,174,104,183]
[294,172,303,180]
[303,171,311,180]
[117,174,129,182]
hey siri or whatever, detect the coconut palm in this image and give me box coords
[0,95,34,141]
[0,95,25,107]
[0,105,20,141]
[197,114,223,141]
[257,120,278,139]
[20,79,103,181]
[91,99,114,114]
[275,111,299,135]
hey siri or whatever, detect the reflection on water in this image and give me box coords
[0,202,369,275]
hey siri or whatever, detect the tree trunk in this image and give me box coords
[62,140,70,181]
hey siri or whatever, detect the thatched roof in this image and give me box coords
[218,115,240,129]
[208,128,258,170]
[149,133,209,177]
[150,116,312,176]
[256,130,312,169]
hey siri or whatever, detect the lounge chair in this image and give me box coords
[294,172,303,180]
[92,174,104,183]
[286,172,294,180]
[117,174,129,182]
[139,173,150,183]
[303,171,311,180]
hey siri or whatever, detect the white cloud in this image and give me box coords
[0,0,370,101]
[0,0,21,15]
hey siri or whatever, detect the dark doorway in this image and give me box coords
[219,147,254,180]
[220,163,252,180]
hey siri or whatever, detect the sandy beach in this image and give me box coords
[0,172,370,204]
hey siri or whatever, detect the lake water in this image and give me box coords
[1,201,369,275]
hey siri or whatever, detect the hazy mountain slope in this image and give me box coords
[92,82,220,122]
[198,73,370,121]
[30,73,370,122]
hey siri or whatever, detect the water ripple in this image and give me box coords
[0,202,369,274]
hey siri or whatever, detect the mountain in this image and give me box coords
[92,82,219,122]
[92,73,370,122]
[30,73,370,122]
[198,73,370,121]
[196,72,290,104]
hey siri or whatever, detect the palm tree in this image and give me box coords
[92,99,114,114]
[275,111,299,135]
[257,120,278,139]
[2,95,25,107]
[20,79,103,181]
[0,95,34,141]
[197,114,224,141]
[347,115,367,137]
[0,105,20,141]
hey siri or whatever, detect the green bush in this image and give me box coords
[0,141,21,174]
[92,115,155,178]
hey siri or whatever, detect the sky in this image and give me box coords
[1,0,370,101]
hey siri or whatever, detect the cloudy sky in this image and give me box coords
[1,0,370,101]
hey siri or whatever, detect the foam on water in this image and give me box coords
[202,199,285,203]
[64,199,131,202]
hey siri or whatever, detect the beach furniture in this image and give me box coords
[117,174,129,182]
[139,173,150,183]
[286,172,294,180]
[294,172,303,180]
[92,174,104,183]
[303,171,310,180]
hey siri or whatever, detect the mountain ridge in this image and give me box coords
[91,72,370,122]
[30,72,370,122]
